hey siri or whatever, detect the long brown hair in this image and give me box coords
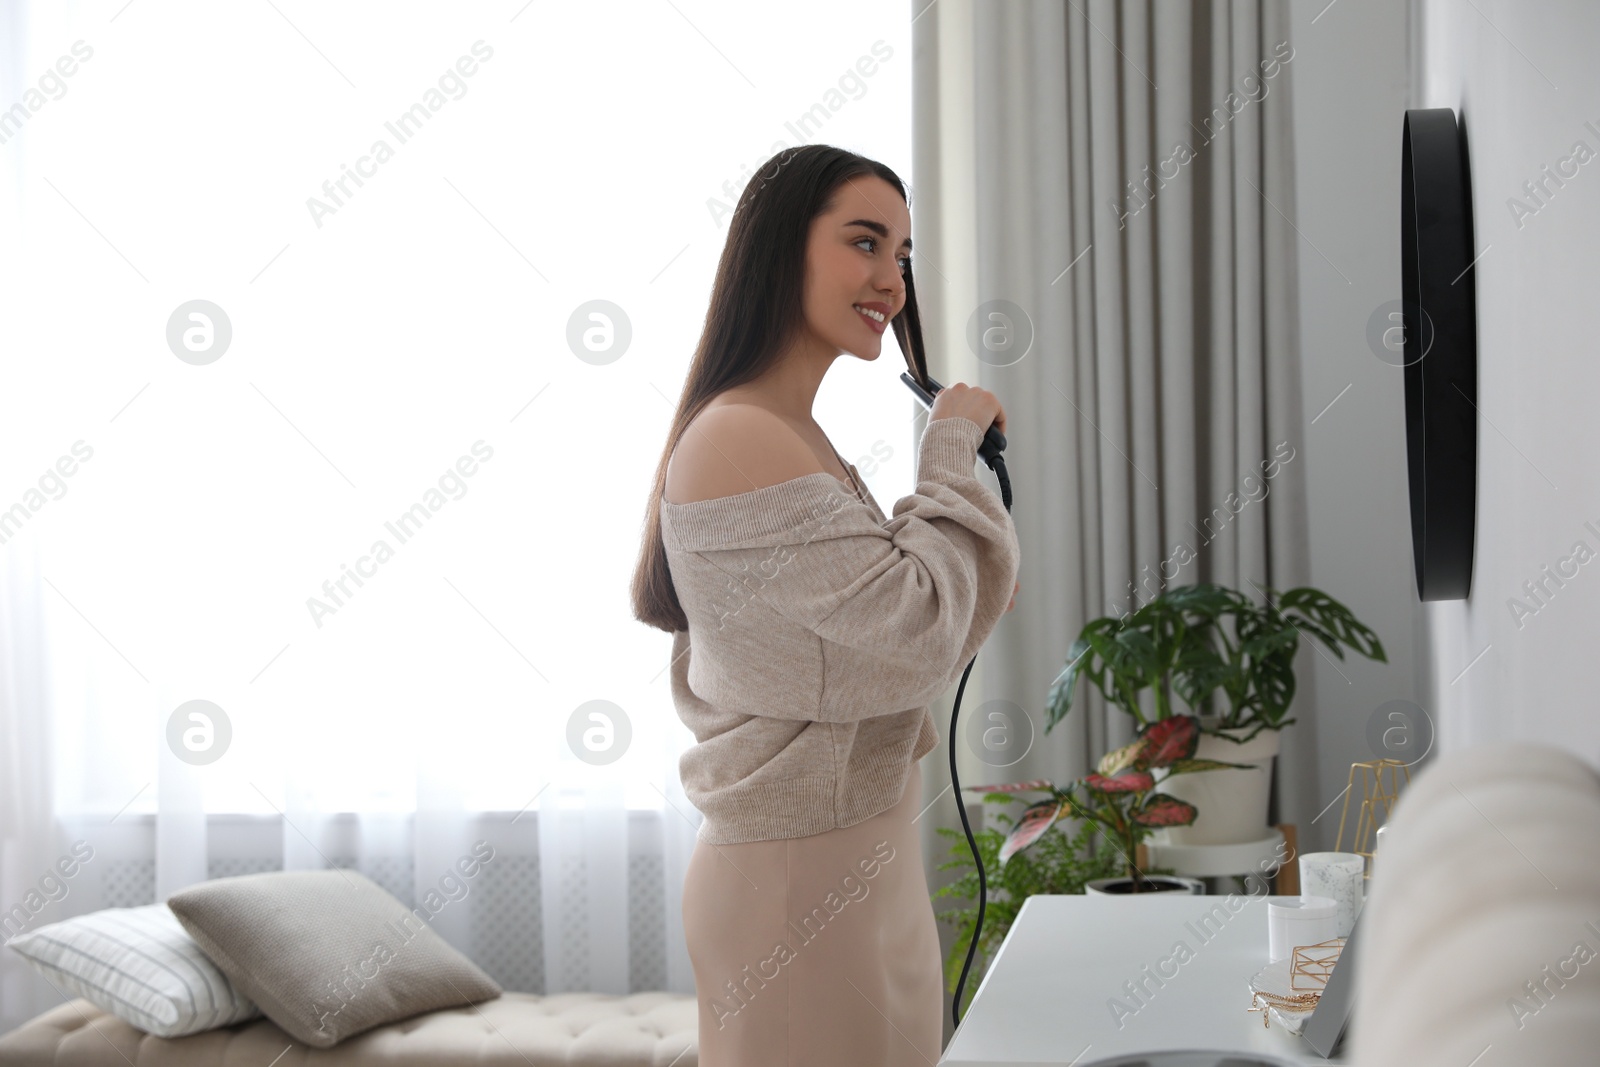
[631,144,930,633]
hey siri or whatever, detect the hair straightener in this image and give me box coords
[900,370,1011,1027]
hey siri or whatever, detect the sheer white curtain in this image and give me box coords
[1,0,915,1035]
[0,531,66,1031]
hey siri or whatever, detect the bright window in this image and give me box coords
[0,0,915,816]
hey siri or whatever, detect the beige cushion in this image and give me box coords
[166,869,501,1048]
[0,991,698,1066]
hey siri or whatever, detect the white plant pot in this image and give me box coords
[1085,874,1206,896]
[1154,719,1282,845]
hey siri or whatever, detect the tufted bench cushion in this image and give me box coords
[0,990,698,1066]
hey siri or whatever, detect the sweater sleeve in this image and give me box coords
[767,415,1021,717]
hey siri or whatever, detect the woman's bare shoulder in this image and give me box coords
[664,402,828,504]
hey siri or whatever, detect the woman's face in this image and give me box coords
[799,174,911,362]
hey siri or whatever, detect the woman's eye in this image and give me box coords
[856,235,911,271]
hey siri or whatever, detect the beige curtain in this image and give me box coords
[913,0,1310,1028]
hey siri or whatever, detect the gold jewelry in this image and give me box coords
[1248,938,1344,1028]
[1247,989,1322,1027]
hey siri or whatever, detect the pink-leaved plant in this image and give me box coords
[968,714,1253,892]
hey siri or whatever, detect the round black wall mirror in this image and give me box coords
[1400,107,1478,601]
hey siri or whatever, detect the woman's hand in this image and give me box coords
[929,381,1006,436]
[929,382,1014,613]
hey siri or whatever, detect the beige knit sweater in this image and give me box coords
[660,415,1021,844]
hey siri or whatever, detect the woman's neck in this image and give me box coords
[737,337,839,426]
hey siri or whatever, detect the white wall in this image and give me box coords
[1285,0,1425,851]
[1413,0,1600,764]
[1288,0,1600,834]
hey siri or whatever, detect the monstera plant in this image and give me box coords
[970,715,1251,892]
[1045,583,1385,742]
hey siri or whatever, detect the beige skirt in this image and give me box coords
[681,762,943,1067]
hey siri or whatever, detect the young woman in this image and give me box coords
[631,144,1020,1066]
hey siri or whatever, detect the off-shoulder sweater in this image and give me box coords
[659,415,1021,844]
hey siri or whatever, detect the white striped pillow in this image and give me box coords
[5,902,260,1037]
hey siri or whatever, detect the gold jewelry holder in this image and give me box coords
[1334,758,1411,880]
[1289,938,1344,990]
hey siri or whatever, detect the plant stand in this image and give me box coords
[1135,823,1300,895]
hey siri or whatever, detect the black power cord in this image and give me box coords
[898,372,1012,1029]
[948,451,1009,1029]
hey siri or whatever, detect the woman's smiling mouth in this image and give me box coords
[853,303,889,334]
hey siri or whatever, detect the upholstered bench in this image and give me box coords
[0,990,698,1066]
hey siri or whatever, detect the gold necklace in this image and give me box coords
[1246,989,1322,1028]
